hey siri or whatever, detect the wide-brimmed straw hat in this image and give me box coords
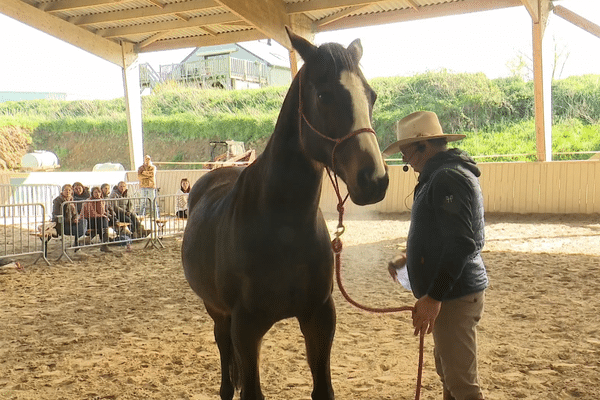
[382,111,465,156]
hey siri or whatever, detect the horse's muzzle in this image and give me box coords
[351,167,389,205]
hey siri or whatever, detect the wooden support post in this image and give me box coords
[121,42,144,170]
[529,0,552,161]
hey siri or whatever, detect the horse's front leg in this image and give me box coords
[205,304,235,400]
[231,306,273,400]
[298,295,336,400]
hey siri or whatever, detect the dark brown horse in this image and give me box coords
[181,28,389,400]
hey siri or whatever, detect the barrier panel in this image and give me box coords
[0,203,50,265]
[57,197,154,261]
[0,184,61,219]
[0,185,190,264]
[152,194,188,247]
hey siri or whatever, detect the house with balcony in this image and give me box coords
[141,40,291,91]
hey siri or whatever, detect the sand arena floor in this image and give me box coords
[1,212,599,399]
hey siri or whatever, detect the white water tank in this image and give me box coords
[92,162,125,172]
[21,151,59,170]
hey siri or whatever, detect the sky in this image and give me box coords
[0,0,598,100]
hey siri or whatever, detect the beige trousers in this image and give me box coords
[433,290,485,400]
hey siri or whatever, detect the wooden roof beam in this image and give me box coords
[200,25,219,36]
[145,0,164,8]
[317,6,365,28]
[39,0,129,13]
[553,5,600,39]
[520,0,539,23]
[403,0,419,12]
[287,0,383,14]
[137,30,171,49]
[216,0,291,49]
[137,28,265,52]
[98,12,240,38]
[1,0,125,65]
[320,0,522,31]
[70,0,219,26]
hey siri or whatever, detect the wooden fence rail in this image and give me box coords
[4,160,599,217]
[319,161,600,215]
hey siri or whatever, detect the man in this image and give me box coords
[137,155,159,218]
[384,111,488,400]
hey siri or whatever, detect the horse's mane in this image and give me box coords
[309,42,359,79]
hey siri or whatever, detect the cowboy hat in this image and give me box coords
[382,111,465,156]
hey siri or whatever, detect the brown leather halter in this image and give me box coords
[297,70,425,400]
[297,71,377,208]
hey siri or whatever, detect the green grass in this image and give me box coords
[2,72,599,162]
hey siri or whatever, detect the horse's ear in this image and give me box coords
[347,39,363,63]
[286,26,317,62]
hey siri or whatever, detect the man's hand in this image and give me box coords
[412,295,441,336]
[387,253,406,281]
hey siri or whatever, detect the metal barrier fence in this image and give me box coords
[57,197,154,262]
[0,203,50,265]
[153,194,188,246]
[0,188,189,264]
[0,184,61,219]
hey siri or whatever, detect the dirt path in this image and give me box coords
[1,213,599,399]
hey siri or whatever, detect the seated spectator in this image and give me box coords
[72,182,90,213]
[52,184,88,247]
[101,183,118,227]
[109,181,146,238]
[176,178,191,218]
[80,186,112,253]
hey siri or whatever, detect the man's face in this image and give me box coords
[101,186,110,196]
[400,142,427,173]
[144,156,151,165]
[400,144,418,165]
[118,182,127,193]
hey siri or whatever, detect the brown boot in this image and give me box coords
[443,388,455,400]
[100,244,112,253]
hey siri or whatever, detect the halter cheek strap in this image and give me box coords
[297,71,377,208]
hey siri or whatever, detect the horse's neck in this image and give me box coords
[249,80,324,218]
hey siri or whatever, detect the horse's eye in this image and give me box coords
[317,92,334,105]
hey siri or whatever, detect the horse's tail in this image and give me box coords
[231,348,241,390]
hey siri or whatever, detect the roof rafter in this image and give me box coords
[216,0,291,49]
[137,28,265,52]
[39,0,129,13]
[553,5,600,39]
[70,0,220,26]
[287,0,384,14]
[1,0,125,65]
[320,0,521,32]
[317,5,365,27]
[98,12,241,38]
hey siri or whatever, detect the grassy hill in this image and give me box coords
[1,72,599,171]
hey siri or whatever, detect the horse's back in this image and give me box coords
[187,167,244,213]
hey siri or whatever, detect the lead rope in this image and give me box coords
[326,170,425,400]
[296,71,424,399]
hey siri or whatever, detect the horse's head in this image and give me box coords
[288,28,389,206]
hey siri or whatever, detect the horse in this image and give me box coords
[181,28,389,400]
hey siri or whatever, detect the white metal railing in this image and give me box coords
[152,56,269,87]
[0,184,61,220]
[56,197,155,261]
[0,203,49,265]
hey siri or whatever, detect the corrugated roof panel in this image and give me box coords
[301,0,459,21]
[87,15,179,31]
[9,0,521,54]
